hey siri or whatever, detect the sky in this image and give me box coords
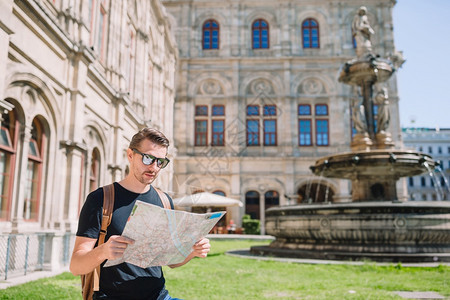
[393,0,450,128]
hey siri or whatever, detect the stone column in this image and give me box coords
[259,189,265,235]
[60,141,87,232]
[11,125,32,232]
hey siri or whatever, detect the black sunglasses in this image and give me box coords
[131,148,170,169]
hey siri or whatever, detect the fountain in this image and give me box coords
[251,7,450,262]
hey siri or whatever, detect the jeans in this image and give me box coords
[158,287,183,300]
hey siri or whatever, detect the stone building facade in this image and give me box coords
[162,0,403,233]
[0,0,176,273]
[402,127,450,201]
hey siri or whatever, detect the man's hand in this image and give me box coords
[191,238,210,258]
[168,237,211,268]
[70,235,135,275]
[102,235,135,260]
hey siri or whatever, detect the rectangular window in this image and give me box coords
[195,105,208,116]
[247,120,259,146]
[263,105,276,116]
[299,119,312,146]
[212,120,224,146]
[303,29,310,48]
[421,177,426,187]
[261,29,268,48]
[253,30,260,48]
[195,120,207,146]
[212,30,219,49]
[311,29,319,48]
[298,104,311,115]
[409,177,414,187]
[203,31,210,49]
[264,120,276,146]
[0,152,11,220]
[247,105,259,116]
[97,7,107,60]
[212,105,225,116]
[89,0,96,47]
[315,104,328,116]
[316,119,329,146]
[24,160,39,220]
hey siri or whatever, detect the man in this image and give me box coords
[70,127,210,299]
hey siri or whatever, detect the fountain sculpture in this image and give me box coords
[251,7,450,262]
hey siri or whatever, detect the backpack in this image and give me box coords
[80,184,172,300]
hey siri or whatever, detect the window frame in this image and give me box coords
[202,19,220,50]
[0,110,19,221]
[24,119,46,222]
[298,103,329,146]
[252,19,270,49]
[246,119,260,146]
[302,18,320,49]
[194,119,208,146]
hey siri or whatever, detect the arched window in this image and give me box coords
[245,190,260,219]
[24,118,46,221]
[203,19,219,49]
[213,190,225,196]
[252,19,269,49]
[89,148,100,192]
[302,18,319,48]
[0,108,18,220]
[265,191,279,209]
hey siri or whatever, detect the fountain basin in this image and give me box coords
[310,150,435,180]
[309,150,436,202]
[251,201,450,262]
[338,58,394,85]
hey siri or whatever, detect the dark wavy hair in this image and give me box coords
[129,127,170,149]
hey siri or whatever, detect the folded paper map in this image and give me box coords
[104,200,225,268]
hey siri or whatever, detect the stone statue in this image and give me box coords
[374,87,390,133]
[351,95,368,134]
[352,6,375,59]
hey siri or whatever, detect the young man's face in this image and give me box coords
[128,139,168,186]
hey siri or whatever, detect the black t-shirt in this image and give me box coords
[76,182,174,300]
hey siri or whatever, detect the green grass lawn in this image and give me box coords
[1,239,449,299]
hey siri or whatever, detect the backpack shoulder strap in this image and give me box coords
[154,187,172,210]
[93,183,115,292]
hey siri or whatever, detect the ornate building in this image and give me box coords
[0,0,176,275]
[403,127,450,201]
[162,0,403,233]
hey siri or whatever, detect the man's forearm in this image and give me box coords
[168,252,195,268]
[70,244,107,275]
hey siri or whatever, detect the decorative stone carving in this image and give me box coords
[248,79,273,95]
[300,78,323,95]
[199,79,223,95]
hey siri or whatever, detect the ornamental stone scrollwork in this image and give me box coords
[299,78,324,95]
[247,79,274,95]
[199,79,223,95]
